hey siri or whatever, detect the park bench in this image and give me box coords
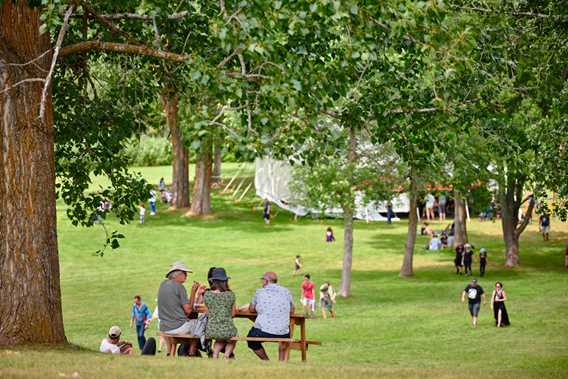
[158,309,321,361]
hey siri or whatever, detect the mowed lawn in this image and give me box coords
[1,165,567,379]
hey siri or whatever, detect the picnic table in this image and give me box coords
[159,307,321,361]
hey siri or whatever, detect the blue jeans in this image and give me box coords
[136,323,146,350]
[150,201,156,213]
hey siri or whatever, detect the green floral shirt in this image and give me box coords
[204,291,238,340]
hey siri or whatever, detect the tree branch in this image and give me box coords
[79,1,132,41]
[451,5,567,20]
[516,195,535,236]
[72,11,191,21]
[0,78,46,95]
[60,41,191,62]
[39,4,74,120]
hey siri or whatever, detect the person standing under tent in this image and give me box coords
[386,201,395,224]
[425,193,435,221]
[149,190,157,216]
[438,193,447,221]
[300,274,316,318]
[461,278,486,327]
[263,199,271,224]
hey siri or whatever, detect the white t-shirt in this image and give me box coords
[426,194,435,208]
[100,338,120,354]
[140,207,146,216]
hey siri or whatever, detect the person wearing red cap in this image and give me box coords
[247,272,295,361]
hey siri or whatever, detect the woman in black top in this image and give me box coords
[454,244,464,275]
[479,248,487,277]
[491,282,510,327]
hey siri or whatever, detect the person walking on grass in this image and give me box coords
[139,203,146,224]
[319,282,336,319]
[203,268,238,359]
[301,274,316,318]
[463,243,474,276]
[425,193,435,220]
[491,282,510,327]
[246,272,295,361]
[454,244,464,275]
[539,213,551,241]
[461,278,486,327]
[292,255,302,277]
[130,295,152,350]
[149,190,157,216]
[479,248,488,277]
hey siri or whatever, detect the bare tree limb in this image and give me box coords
[60,41,191,62]
[79,1,132,41]
[39,4,74,120]
[0,78,46,95]
[216,46,241,69]
[6,49,50,73]
[71,11,191,21]
[516,195,535,236]
[238,53,254,134]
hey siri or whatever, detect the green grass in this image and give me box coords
[2,165,568,378]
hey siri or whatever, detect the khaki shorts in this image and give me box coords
[164,319,202,336]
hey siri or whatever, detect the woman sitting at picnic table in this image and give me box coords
[203,268,238,359]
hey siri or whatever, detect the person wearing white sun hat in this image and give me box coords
[158,261,203,356]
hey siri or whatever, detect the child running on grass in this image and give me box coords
[203,268,237,359]
[293,255,302,276]
[325,227,335,242]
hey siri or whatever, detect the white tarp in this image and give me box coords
[255,158,410,221]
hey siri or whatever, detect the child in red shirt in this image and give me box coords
[301,274,315,318]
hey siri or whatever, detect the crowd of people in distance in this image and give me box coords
[100,261,336,360]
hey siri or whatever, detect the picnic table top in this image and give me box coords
[194,305,307,320]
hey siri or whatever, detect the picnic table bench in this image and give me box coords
[159,309,321,361]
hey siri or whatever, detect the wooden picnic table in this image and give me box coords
[160,306,320,361]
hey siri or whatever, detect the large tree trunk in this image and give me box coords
[161,90,189,208]
[190,136,213,215]
[339,206,354,297]
[454,191,468,246]
[212,139,222,184]
[339,126,357,297]
[0,1,66,345]
[400,175,418,277]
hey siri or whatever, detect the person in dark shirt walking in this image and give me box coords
[539,213,551,241]
[479,248,488,277]
[454,244,464,275]
[461,278,486,327]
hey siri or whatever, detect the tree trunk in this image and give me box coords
[190,136,213,215]
[161,90,189,208]
[339,206,354,297]
[212,139,222,183]
[339,126,357,297]
[0,1,66,345]
[454,191,468,246]
[400,175,418,277]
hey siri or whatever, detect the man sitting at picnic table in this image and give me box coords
[158,261,203,356]
[247,271,295,361]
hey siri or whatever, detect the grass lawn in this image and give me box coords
[1,165,567,378]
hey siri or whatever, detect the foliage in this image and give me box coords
[124,135,173,166]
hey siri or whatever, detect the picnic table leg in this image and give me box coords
[285,317,296,362]
[300,319,307,362]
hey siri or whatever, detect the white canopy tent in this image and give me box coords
[254,157,410,221]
